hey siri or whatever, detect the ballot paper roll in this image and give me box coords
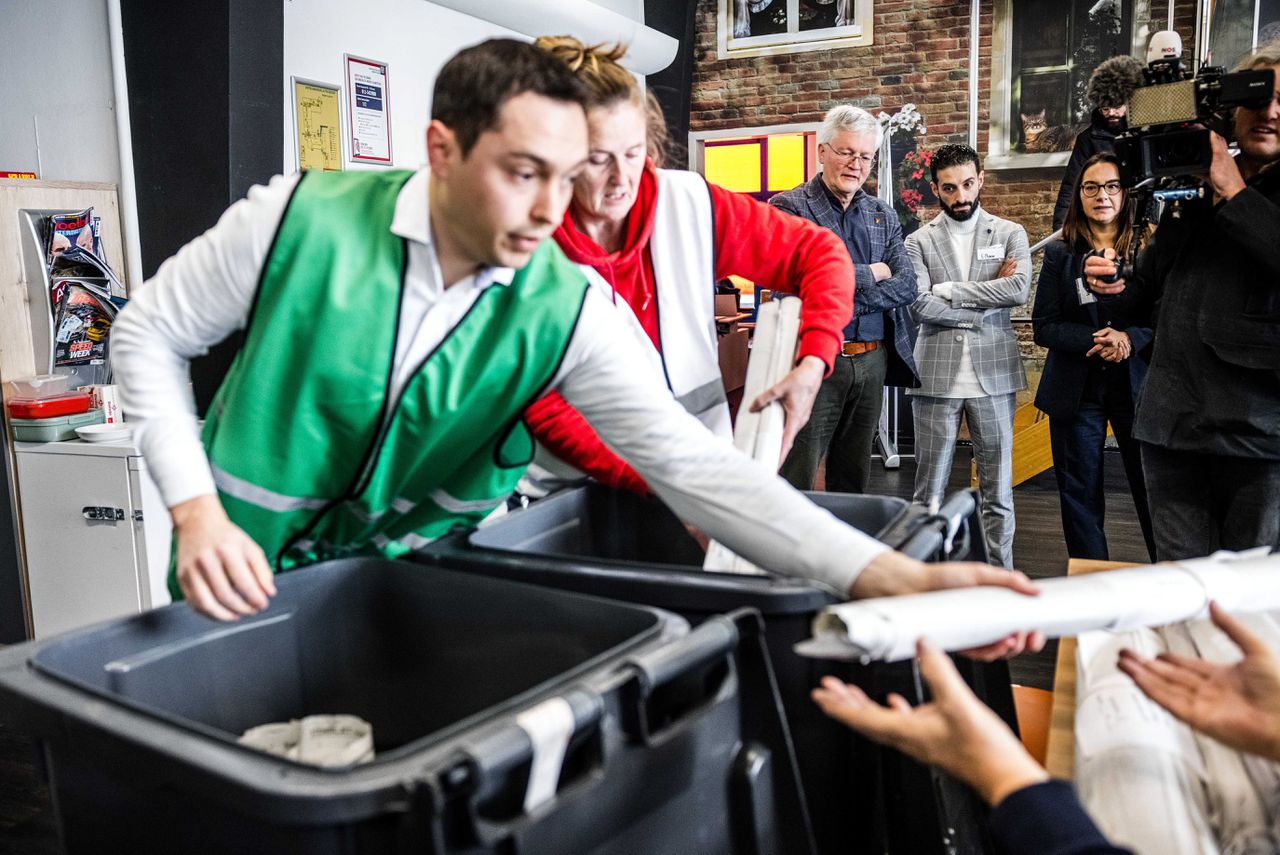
[796,551,1280,663]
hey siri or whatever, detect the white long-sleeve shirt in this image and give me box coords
[110,168,890,594]
[934,213,985,398]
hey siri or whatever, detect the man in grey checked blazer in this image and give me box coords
[770,104,919,494]
[905,144,1031,567]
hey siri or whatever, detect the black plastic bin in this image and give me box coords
[0,558,812,855]
[416,486,1017,855]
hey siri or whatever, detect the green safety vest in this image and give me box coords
[171,169,589,596]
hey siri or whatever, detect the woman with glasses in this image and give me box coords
[1032,152,1156,561]
[522,37,854,494]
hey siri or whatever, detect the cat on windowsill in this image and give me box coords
[1019,109,1083,153]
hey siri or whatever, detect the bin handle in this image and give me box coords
[620,615,738,746]
[897,490,977,561]
[440,688,605,847]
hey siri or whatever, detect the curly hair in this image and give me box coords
[929,143,981,182]
[1086,56,1145,109]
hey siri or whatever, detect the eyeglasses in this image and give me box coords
[1080,180,1123,198]
[824,146,876,167]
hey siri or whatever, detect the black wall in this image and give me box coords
[121,0,283,413]
[644,0,698,167]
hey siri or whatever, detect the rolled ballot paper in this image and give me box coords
[795,550,1280,663]
[703,295,801,576]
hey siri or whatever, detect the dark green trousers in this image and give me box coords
[780,345,886,493]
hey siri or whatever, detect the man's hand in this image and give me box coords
[749,355,826,466]
[847,551,1045,660]
[1207,130,1247,202]
[1086,327,1131,361]
[813,638,1050,806]
[996,256,1018,279]
[1118,602,1280,763]
[869,262,892,282]
[171,494,276,621]
[1082,250,1127,296]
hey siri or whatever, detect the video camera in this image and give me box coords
[1114,31,1275,190]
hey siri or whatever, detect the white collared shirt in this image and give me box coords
[111,168,888,594]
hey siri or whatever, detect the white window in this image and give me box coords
[716,0,873,60]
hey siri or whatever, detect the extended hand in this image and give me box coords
[1118,602,1280,763]
[848,551,1045,659]
[171,494,276,621]
[1082,250,1126,296]
[749,355,826,466]
[813,638,1050,806]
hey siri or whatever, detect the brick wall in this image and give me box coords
[690,0,1198,368]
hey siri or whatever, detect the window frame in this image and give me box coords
[986,0,1153,171]
[716,0,874,60]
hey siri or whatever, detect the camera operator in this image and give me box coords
[1084,47,1280,561]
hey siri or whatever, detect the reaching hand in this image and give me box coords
[813,638,1050,806]
[848,551,1045,660]
[749,355,826,466]
[171,494,277,621]
[1118,602,1280,763]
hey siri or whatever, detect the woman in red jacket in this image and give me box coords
[526,37,854,493]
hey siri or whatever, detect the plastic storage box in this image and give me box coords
[417,486,1014,855]
[9,408,102,442]
[7,391,92,419]
[0,558,812,855]
[5,373,72,398]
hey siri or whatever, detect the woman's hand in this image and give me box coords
[1086,327,1131,361]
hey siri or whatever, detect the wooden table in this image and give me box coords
[1043,558,1140,779]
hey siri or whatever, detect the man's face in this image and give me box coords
[932,162,984,222]
[818,129,878,197]
[1233,63,1280,167]
[1100,104,1127,130]
[432,91,588,270]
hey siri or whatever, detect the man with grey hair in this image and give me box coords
[770,104,919,493]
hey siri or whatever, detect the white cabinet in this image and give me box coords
[14,439,171,638]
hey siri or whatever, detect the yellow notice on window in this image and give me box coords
[293,79,343,172]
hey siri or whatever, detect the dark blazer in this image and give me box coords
[1032,239,1152,419]
[1131,167,1280,458]
[770,175,920,387]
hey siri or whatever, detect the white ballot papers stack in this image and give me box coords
[703,296,801,576]
[795,550,1280,662]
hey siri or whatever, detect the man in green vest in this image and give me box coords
[111,38,1041,658]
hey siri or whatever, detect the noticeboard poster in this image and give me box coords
[292,77,343,172]
[344,54,392,165]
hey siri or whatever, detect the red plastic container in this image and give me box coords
[7,392,91,419]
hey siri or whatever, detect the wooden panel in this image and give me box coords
[0,179,125,386]
[1044,558,1141,779]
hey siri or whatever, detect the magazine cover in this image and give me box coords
[53,281,119,367]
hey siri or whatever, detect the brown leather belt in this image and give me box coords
[841,340,881,356]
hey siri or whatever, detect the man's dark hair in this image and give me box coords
[1087,56,1144,109]
[930,144,982,182]
[431,39,590,156]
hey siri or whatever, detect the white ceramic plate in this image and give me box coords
[75,423,133,443]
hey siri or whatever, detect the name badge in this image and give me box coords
[976,245,1003,261]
